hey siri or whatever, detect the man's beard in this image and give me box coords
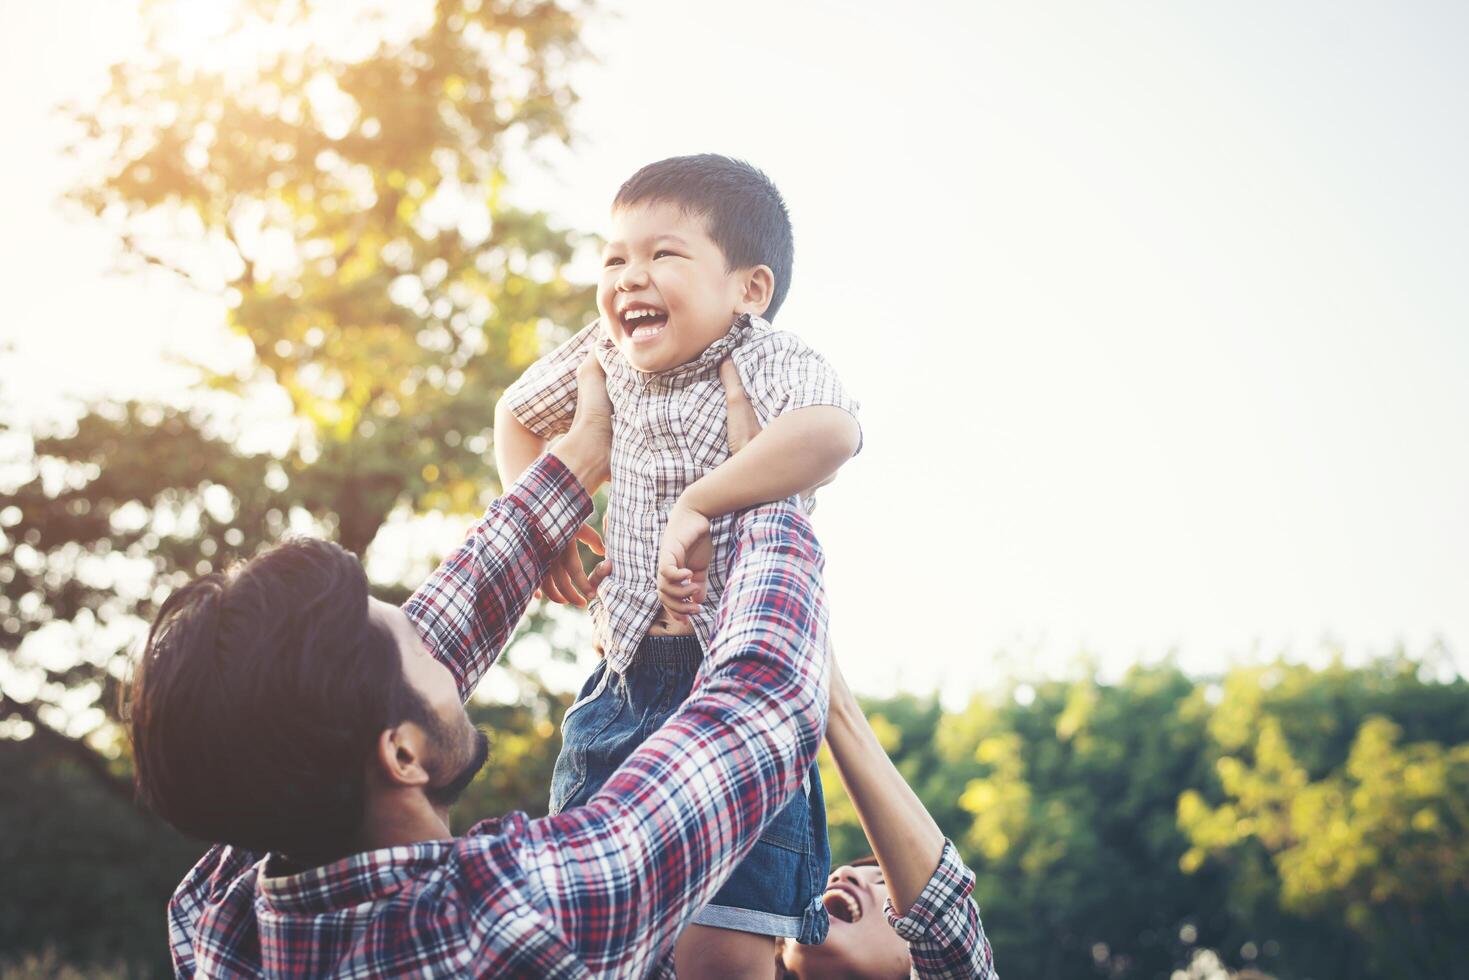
[426,726,490,809]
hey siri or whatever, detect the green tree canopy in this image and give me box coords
[2,1,597,970]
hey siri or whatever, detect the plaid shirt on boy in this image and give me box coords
[163,454,831,978]
[501,313,860,675]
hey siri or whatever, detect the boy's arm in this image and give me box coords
[681,403,859,516]
[493,400,549,491]
[658,359,859,616]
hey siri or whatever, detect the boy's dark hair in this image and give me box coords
[614,153,796,321]
[128,538,431,864]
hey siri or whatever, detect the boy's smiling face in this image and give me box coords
[598,200,771,373]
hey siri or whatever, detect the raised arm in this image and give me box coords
[827,660,999,979]
[527,501,831,976]
[405,355,612,699]
[659,356,860,619]
[494,320,605,607]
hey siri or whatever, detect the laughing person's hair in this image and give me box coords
[127,538,439,864]
[614,153,796,320]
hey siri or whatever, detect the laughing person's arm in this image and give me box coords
[827,656,999,979]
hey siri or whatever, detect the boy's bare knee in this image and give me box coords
[674,924,780,980]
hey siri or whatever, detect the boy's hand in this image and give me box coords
[657,502,712,622]
[537,523,604,607]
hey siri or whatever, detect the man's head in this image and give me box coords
[780,858,912,979]
[598,153,794,373]
[128,538,487,865]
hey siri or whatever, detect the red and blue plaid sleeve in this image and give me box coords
[517,501,831,977]
[885,839,999,979]
[403,453,591,700]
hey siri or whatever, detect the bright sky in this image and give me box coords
[3,0,1467,700]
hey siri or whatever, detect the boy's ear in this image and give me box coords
[736,265,775,317]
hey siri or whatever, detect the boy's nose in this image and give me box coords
[616,264,649,291]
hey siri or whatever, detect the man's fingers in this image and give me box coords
[718,357,763,453]
[576,523,605,556]
[553,563,587,607]
[588,560,612,593]
[540,573,569,605]
[563,545,593,600]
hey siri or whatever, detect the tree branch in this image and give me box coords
[113,232,216,294]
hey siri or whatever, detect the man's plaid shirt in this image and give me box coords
[163,455,833,978]
[501,313,860,674]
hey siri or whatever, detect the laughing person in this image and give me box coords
[779,656,999,979]
[495,154,861,978]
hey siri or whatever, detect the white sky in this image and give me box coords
[2,0,1466,699]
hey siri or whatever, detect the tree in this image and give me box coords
[1,0,597,971]
[927,665,1230,979]
[1178,655,1469,979]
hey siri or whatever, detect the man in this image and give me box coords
[129,356,831,977]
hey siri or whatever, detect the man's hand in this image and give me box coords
[539,354,615,604]
[718,358,835,499]
[720,358,761,454]
[538,524,605,606]
[548,353,614,498]
[656,502,712,623]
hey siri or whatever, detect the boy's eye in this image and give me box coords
[603,256,625,268]
[654,250,679,259]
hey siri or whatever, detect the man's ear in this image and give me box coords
[371,723,433,789]
[735,265,775,317]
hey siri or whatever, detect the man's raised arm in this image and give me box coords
[526,500,830,976]
[404,355,613,699]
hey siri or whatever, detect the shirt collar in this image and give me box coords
[257,842,453,915]
[597,313,763,388]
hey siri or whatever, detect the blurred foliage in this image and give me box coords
[3,5,1467,980]
[2,0,596,973]
[0,733,199,976]
[1,0,597,820]
[820,652,1469,980]
[0,690,576,976]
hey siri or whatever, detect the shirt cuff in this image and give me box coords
[884,839,977,944]
[500,453,593,552]
[735,501,823,564]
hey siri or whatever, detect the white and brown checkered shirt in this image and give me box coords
[501,313,860,674]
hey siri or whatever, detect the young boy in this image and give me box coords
[494,154,861,978]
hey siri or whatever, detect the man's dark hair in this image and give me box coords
[614,153,796,321]
[128,538,431,864]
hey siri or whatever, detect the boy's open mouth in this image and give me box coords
[619,303,668,342]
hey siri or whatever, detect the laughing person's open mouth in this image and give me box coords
[822,881,864,924]
[619,302,668,343]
